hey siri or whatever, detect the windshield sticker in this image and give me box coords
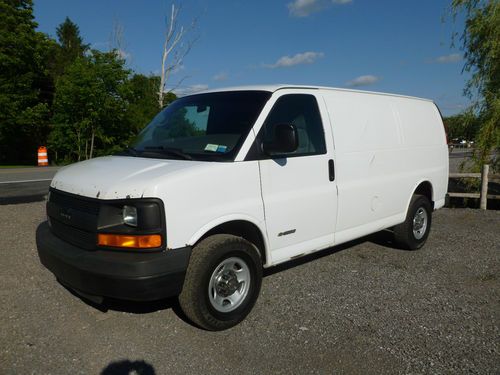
[205,144,228,153]
[204,144,219,152]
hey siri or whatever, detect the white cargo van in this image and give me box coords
[36,85,449,330]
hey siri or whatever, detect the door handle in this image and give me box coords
[328,159,335,181]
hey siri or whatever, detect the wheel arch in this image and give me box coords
[405,180,434,215]
[188,217,269,266]
[414,180,434,206]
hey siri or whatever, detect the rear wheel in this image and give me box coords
[394,194,432,250]
[179,234,262,331]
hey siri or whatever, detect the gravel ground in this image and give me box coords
[0,202,498,374]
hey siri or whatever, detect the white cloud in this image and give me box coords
[288,0,324,17]
[434,53,462,64]
[346,75,380,87]
[172,84,209,97]
[265,51,324,68]
[213,72,228,81]
[288,0,352,17]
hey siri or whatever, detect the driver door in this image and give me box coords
[254,92,337,264]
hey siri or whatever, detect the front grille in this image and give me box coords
[49,218,97,250]
[50,189,100,215]
[48,189,99,250]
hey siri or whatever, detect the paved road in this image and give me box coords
[449,150,475,173]
[0,167,59,204]
[0,166,60,183]
[1,203,498,374]
[448,149,498,173]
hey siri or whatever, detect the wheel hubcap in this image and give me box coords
[412,207,428,240]
[215,270,240,297]
[208,257,250,313]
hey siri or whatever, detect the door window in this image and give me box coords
[258,94,326,158]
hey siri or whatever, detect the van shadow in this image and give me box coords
[101,359,155,375]
[65,230,403,320]
[61,283,192,325]
[263,229,403,277]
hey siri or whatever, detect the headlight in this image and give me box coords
[122,205,138,227]
[97,199,164,250]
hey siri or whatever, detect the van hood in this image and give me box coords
[50,156,208,199]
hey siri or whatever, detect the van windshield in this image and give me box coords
[127,91,271,161]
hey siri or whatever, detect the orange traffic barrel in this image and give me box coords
[38,146,48,166]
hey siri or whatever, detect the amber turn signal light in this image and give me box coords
[98,233,162,249]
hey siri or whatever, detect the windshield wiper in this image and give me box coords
[143,146,193,160]
[117,147,140,157]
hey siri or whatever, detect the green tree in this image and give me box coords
[124,74,162,136]
[443,111,481,141]
[52,17,89,78]
[50,50,130,162]
[452,0,500,169]
[0,0,55,164]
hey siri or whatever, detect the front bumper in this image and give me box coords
[36,221,191,301]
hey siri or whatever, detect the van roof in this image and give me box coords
[197,84,434,103]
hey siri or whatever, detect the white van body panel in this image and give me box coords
[158,160,266,251]
[247,89,338,265]
[321,89,448,246]
[49,85,448,268]
[51,156,199,199]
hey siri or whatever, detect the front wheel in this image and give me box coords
[394,194,432,250]
[179,234,262,330]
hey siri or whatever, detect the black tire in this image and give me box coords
[179,234,262,331]
[394,194,432,250]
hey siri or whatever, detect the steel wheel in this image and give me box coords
[412,207,428,240]
[208,257,251,313]
[394,194,433,250]
[179,234,262,330]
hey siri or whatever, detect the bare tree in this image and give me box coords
[158,3,197,108]
[109,19,128,60]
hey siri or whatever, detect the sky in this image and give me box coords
[34,0,471,116]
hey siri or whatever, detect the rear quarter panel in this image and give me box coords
[322,90,448,243]
[394,98,448,209]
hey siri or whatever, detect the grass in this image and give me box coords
[0,165,36,169]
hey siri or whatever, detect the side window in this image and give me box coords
[260,94,326,157]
